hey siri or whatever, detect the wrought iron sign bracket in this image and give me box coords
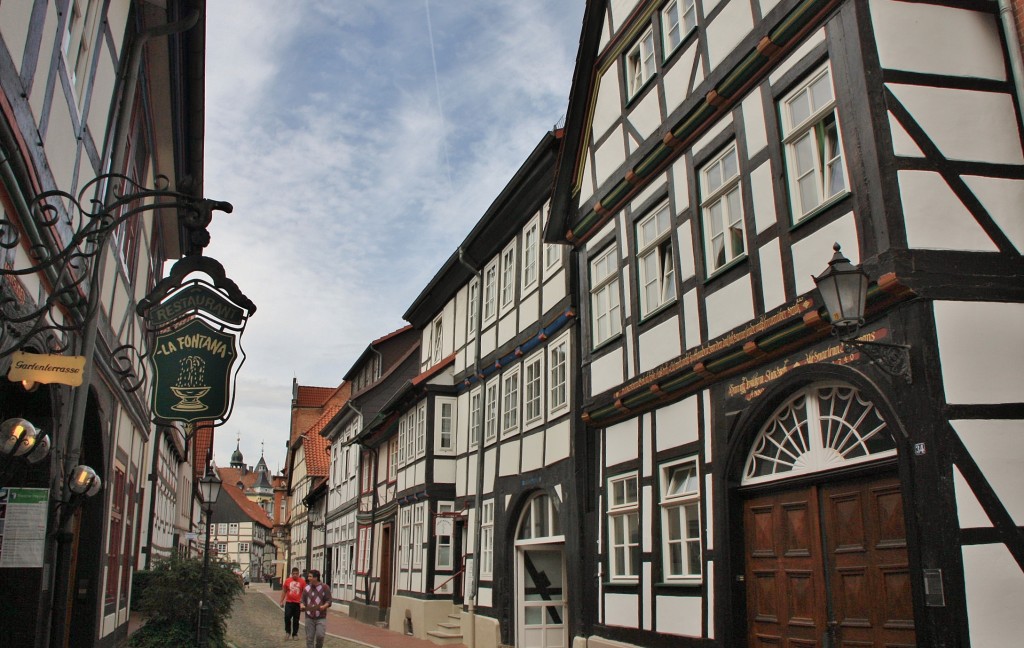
[841,338,912,384]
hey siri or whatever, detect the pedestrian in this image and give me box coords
[300,569,332,648]
[279,567,306,641]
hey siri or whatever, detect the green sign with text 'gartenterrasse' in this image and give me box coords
[151,319,237,423]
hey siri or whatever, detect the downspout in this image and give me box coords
[456,248,484,648]
[997,0,1024,114]
[48,9,201,648]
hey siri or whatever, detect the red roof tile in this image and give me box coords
[301,405,340,477]
[295,385,337,408]
[217,467,274,528]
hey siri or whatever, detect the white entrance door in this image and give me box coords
[518,547,567,648]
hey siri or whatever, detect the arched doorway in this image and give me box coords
[739,383,916,647]
[514,492,567,648]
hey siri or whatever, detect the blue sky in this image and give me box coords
[202,1,585,472]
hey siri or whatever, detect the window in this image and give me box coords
[361,451,373,492]
[626,27,656,99]
[467,279,480,338]
[480,500,495,578]
[439,400,455,451]
[218,523,228,536]
[469,388,482,448]
[500,244,516,309]
[485,380,499,443]
[523,221,539,289]
[548,336,568,415]
[228,522,239,535]
[416,402,427,458]
[662,0,697,56]
[516,493,562,541]
[502,368,520,436]
[780,64,848,222]
[431,315,444,365]
[608,474,640,580]
[358,526,371,573]
[63,0,101,104]
[399,412,411,466]
[239,542,251,554]
[637,202,677,317]
[400,508,412,568]
[524,354,544,425]
[660,459,702,581]
[216,542,228,555]
[483,260,498,322]
[590,246,622,346]
[436,503,454,569]
[700,143,745,273]
[545,242,562,271]
[388,437,398,481]
[412,505,425,568]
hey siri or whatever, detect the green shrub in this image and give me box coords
[129,554,243,648]
[130,570,152,611]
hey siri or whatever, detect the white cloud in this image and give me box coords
[203,1,585,472]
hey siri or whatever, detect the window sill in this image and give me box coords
[591,331,624,354]
[638,298,678,324]
[789,190,852,231]
[704,254,747,283]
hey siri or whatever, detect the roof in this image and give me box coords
[294,385,337,408]
[217,467,273,528]
[298,404,340,477]
[192,421,215,481]
[412,353,457,387]
[343,324,416,382]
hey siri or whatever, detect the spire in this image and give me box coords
[230,433,244,469]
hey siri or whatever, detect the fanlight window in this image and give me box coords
[742,385,895,485]
[516,493,562,543]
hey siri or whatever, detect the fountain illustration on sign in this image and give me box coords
[169,356,210,411]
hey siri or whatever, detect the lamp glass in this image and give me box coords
[25,433,50,464]
[1,418,35,457]
[69,465,101,496]
[199,470,222,505]
[813,244,869,327]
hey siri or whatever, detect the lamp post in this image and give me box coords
[197,468,222,648]
[813,243,912,382]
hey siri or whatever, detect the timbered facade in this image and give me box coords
[545,0,1024,647]
[402,131,584,647]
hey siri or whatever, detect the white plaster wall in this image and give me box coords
[962,176,1024,252]
[479,326,497,357]
[604,593,640,628]
[705,275,755,340]
[742,89,768,156]
[545,420,571,465]
[643,561,653,630]
[664,43,701,114]
[499,439,520,476]
[605,418,640,467]
[609,0,643,33]
[29,6,58,131]
[521,430,545,472]
[934,301,1024,404]
[498,310,517,347]
[691,115,735,159]
[953,465,990,529]
[769,28,827,84]
[888,112,925,158]
[962,544,1024,646]
[0,1,32,70]
[684,289,701,349]
[630,175,667,212]
[706,0,754,71]
[587,220,618,252]
[654,396,699,450]
[759,239,786,312]
[638,315,682,372]
[656,595,703,636]
[594,126,627,189]
[704,474,714,550]
[887,85,1024,165]
[88,54,118,147]
[671,156,690,213]
[44,100,78,196]
[593,65,624,141]
[790,211,859,296]
[703,392,713,463]
[628,86,664,140]
[434,458,456,484]
[899,170,996,251]
[591,348,625,396]
[580,153,596,206]
[676,220,696,283]
[871,1,1005,80]
[750,160,777,234]
[542,269,567,313]
[951,419,1024,526]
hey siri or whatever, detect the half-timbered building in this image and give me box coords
[546,1,1024,647]
[402,131,582,648]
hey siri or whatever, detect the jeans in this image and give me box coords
[284,602,300,636]
[305,617,327,648]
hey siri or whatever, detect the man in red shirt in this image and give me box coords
[279,567,306,640]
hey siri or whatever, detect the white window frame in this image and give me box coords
[626,26,657,99]
[480,499,495,578]
[466,279,480,339]
[700,142,746,274]
[500,242,517,310]
[545,242,563,272]
[780,63,849,223]
[400,507,412,568]
[660,458,702,582]
[431,314,444,365]
[228,522,239,535]
[523,352,544,427]
[438,398,455,453]
[388,437,398,481]
[238,542,250,554]
[416,401,427,458]
[485,379,499,444]
[483,259,498,324]
[636,201,677,317]
[469,387,482,449]
[608,473,640,581]
[590,246,622,347]
[522,219,540,292]
[662,0,697,58]
[501,367,520,437]
[412,504,425,568]
[547,334,569,416]
[436,502,455,569]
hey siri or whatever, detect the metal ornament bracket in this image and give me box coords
[0,173,232,392]
[833,321,913,384]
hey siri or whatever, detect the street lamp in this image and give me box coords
[305,500,326,576]
[197,467,222,648]
[0,418,52,485]
[813,243,912,383]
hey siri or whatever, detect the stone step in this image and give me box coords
[426,629,465,645]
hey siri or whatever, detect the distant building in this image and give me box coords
[212,458,275,582]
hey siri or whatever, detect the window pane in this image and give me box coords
[810,71,833,112]
[788,89,811,127]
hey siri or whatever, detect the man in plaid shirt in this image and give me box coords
[300,569,332,648]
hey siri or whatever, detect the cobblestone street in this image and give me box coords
[224,587,364,648]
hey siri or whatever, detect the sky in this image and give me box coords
[201,1,586,474]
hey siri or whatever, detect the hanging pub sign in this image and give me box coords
[139,255,256,428]
[7,350,86,387]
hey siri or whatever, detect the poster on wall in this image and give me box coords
[0,487,49,568]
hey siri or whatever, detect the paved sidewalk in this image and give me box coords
[252,583,466,648]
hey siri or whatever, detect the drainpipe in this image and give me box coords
[456,248,484,648]
[997,0,1024,115]
[47,9,201,648]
